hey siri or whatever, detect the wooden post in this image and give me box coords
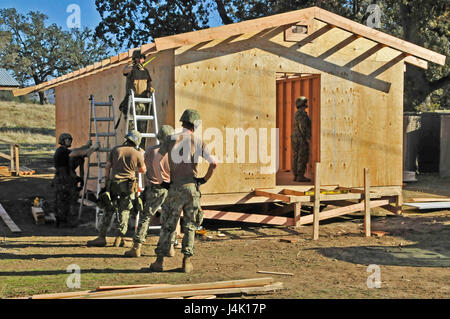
[294,202,302,227]
[313,162,320,240]
[14,145,19,175]
[9,144,14,172]
[395,193,403,215]
[364,168,371,237]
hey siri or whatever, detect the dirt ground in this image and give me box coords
[0,154,449,299]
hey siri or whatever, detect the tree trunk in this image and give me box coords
[32,74,47,105]
[38,91,48,105]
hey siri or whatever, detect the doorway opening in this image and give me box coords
[276,73,321,185]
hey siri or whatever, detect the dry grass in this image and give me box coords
[0,101,55,145]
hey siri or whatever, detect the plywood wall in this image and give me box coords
[54,50,175,189]
[173,19,404,193]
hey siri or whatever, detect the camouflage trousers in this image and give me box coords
[155,183,203,257]
[133,184,168,244]
[291,137,310,178]
[98,179,136,237]
[54,175,79,226]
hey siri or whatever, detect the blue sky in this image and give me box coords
[0,0,102,31]
[0,0,223,31]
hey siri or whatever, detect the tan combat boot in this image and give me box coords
[182,255,193,273]
[113,235,124,247]
[149,256,164,272]
[124,243,142,257]
[86,236,107,247]
[165,244,175,257]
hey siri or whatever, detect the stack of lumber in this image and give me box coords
[19,166,35,176]
[0,166,12,176]
[0,165,35,176]
[28,277,284,299]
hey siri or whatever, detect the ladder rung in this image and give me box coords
[87,176,99,180]
[92,117,114,122]
[91,132,116,137]
[141,133,157,138]
[89,162,107,168]
[94,102,113,107]
[133,97,153,103]
[134,115,154,121]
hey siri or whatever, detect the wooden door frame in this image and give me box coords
[275,73,321,180]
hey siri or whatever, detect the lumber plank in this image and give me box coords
[203,210,294,226]
[254,189,294,202]
[185,295,217,299]
[31,290,94,299]
[88,282,284,299]
[71,277,275,299]
[155,7,315,50]
[404,55,428,69]
[408,197,450,203]
[314,7,446,65]
[257,271,294,276]
[299,199,390,225]
[313,163,321,240]
[364,168,371,237]
[96,284,172,291]
[0,203,21,233]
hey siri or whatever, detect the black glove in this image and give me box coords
[161,181,171,190]
[194,177,207,186]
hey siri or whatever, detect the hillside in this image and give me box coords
[0,101,56,173]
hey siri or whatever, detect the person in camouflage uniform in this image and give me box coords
[120,49,154,148]
[150,109,217,273]
[87,130,146,247]
[291,96,311,182]
[124,125,177,258]
[53,133,99,227]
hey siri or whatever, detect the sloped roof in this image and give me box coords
[0,69,20,87]
[13,6,446,97]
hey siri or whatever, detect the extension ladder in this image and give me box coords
[78,95,118,228]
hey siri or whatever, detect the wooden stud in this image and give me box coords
[364,168,371,237]
[313,162,320,240]
[294,202,302,227]
[14,145,19,174]
[395,193,403,215]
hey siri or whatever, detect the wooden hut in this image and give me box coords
[14,7,446,230]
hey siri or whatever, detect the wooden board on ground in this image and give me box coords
[89,282,285,299]
[408,197,450,202]
[0,203,21,233]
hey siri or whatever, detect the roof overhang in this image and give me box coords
[13,6,445,97]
